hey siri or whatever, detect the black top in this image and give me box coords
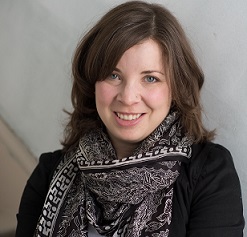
[15,142,244,236]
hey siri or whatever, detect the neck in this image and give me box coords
[111,140,141,159]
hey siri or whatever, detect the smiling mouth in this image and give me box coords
[116,112,142,121]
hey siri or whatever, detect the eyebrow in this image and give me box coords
[141,70,165,76]
[114,68,165,75]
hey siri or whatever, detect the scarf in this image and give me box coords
[35,110,193,237]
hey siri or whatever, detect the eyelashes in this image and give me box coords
[108,73,159,83]
[145,76,158,83]
[109,73,120,80]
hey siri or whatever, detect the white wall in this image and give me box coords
[0,0,246,232]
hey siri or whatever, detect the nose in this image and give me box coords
[116,82,140,105]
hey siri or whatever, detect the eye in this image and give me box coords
[109,73,120,80]
[145,76,157,83]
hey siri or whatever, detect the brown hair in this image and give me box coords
[62,0,214,151]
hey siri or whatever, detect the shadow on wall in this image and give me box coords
[0,117,37,236]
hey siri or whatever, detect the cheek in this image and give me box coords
[147,87,172,109]
[95,82,115,107]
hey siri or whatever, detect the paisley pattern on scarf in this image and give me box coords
[35,110,193,237]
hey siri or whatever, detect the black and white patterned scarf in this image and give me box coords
[35,110,193,237]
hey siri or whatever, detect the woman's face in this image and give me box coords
[95,39,172,154]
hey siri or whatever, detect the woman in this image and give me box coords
[16,1,244,236]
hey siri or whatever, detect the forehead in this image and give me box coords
[116,39,166,71]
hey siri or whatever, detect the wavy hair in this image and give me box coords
[62,1,214,151]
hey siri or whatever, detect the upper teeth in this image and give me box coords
[117,113,142,121]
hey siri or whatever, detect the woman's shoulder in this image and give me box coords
[187,141,242,202]
[190,142,235,172]
[177,142,236,193]
[29,149,64,188]
[15,150,65,237]
[37,149,64,172]
[185,142,244,235]
[179,141,241,199]
[39,149,63,164]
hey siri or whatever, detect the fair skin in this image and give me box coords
[95,39,172,159]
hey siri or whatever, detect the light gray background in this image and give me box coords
[0,0,246,233]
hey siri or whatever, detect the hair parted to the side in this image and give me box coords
[62,0,214,151]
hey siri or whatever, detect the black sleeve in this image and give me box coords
[187,144,244,237]
[15,150,63,237]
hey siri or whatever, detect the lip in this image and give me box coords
[114,112,144,126]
